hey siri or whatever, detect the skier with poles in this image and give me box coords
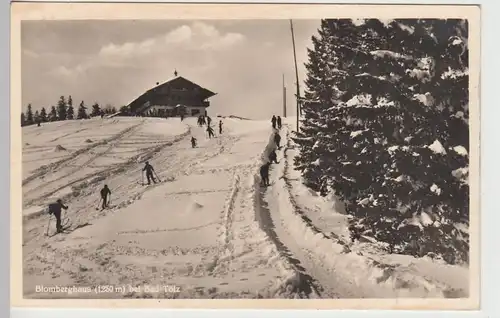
[274,132,282,149]
[260,162,271,187]
[207,116,212,126]
[191,136,197,148]
[271,115,277,129]
[219,120,223,134]
[277,116,282,129]
[47,199,68,233]
[207,125,215,139]
[99,185,111,210]
[142,161,159,185]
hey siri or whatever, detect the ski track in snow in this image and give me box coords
[22,118,312,299]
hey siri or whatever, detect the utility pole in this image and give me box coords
[290,19,301,132]
[282,73,287,117]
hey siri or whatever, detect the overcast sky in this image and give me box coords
[21,19,320,120]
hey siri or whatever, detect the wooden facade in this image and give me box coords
[127,76,216,117]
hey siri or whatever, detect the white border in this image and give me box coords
[7,0,496,317]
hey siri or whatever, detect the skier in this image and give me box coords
[260,162,271,186]
[277,116,282,129]
[191,136,197,148]
[274,132,282,148]
[48,199,68,233]
[100,185,111,209]
[142,161,157,185]
[180,113,184,121]
[197,116,203,127]
[207,116,212,126]
[201,116,206,125]
[219,120,223,134]
[207,125,215,139]
[271,115,277,129]
[268,149,278,164]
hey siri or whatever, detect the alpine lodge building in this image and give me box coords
[127,72,217,118]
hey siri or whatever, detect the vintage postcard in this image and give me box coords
[11,2,480,310]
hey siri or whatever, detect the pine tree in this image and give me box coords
[49,106,58,122]
[91,103,101,117]
[57,96,67,121]
[294,18,470,264]
[67,95,74,120]
[77,101,88,119]
[292,19,343,193]
[376,19,470,263]
[25,104,34,125]
[39,107,48,122]
[21,112,25,127]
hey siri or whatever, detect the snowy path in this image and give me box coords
[260,127,364,298]
[22,118,307,299]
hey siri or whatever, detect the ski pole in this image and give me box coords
[45,216,52,236]
[96,197,102,210]
[154,170,161,182]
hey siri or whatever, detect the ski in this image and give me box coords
[47,222,73,237]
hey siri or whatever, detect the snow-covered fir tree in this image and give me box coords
[25,104,34,125]
[77,101,88,119]
[294,18,470,264]
[57,96,67,121]
[67,95,74,120]
[91,103,101,117]
[49,106,58,122]
[39,107,48,122]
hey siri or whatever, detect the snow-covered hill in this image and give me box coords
[21,116,468,299]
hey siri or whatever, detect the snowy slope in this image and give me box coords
[22,117,304,299]
[22,116,468,299]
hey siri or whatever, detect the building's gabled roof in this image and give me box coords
[127,76,216,112]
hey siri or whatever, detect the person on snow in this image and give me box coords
[207,116,212,126]
[142,161,157,185]
[207,125,215,139]
[191,136,197,148]
[274,132,282,149]
[219,120,223,134]
[260,162,271,186]
[197,116,203,127]
[268,149,278,164]
[201,116,206,125]
[48,199,68,233]
[100,185,111,209]
[277,116,282,129]
[180,113,184,121]
[271,115,277,129]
